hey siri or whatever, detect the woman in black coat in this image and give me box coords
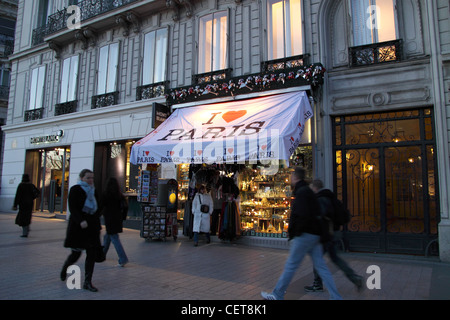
[60,169,101,292]
[102,177,129,266]
[13,174,39,237]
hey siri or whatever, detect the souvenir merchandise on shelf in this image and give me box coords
[239,166,294,238]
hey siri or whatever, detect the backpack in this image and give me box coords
[331,195,351,227]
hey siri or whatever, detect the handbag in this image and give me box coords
[198,194,209,213]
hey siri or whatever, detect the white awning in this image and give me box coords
[130,91,313,165]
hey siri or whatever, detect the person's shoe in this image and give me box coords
[304,284,324,292]
[83,281,98,292]
[206,239,211,244]
[20,235,28,238]
[261,291,278,300]
[194,242,198,247]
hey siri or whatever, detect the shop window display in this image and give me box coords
[173,146,312,239]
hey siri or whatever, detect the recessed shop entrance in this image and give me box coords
[25,147,70,213]
[333,109,439,255]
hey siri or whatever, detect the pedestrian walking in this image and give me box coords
[101,177,129,267]
[13,174,40,237]
[304,179,363,292]
[261,167,342,300]
[192,185,213,246]
[60,169,101,292]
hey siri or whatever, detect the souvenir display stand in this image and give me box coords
[138,166,178,241]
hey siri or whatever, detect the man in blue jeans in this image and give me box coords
[261,167,342,300]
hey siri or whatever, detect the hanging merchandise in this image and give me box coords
[218,177,241,241]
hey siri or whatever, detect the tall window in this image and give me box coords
[60,55,79,103]
[350,0,397,46]
[142,28,168,85]
[267,0,303,60]
[97,43,119,95]
[198,11,228,74]
[29,65,46,110]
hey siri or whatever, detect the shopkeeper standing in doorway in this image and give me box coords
[192,185,213,246]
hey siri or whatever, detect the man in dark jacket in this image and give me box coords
[304,179,363,293]
[261,167,342,300]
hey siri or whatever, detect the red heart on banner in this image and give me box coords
[145,151,149,156]
[197,150,202,155]
[228,148,234,154]
[261,145,267,150]
[170,151,175,156]
[222,110,247,123]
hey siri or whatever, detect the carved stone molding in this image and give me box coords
[48,40,61,59]
[166,0,193,21]
[116,12,140,36]
[75,27,96,50]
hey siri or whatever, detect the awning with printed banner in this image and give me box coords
[130,91,313,165]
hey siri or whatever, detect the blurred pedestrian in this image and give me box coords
[13,174,40,237]
[192,185,213,246]
[304,179,362,292]
[60,169,101,292]
[261,167,342,300]
[101,177,129,267]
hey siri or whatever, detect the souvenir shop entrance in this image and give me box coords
[131,91,314,241]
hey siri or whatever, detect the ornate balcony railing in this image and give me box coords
[168,60,325,106]
[349,39,403,67]
[0,85,9,100]
[136,81,169,101]
[31,25,48,46]
[45,0,139,36]
[55,100,78,116]
[0,39,14,58]
[24,108,44,122]
[91,91,119,109]
[261,54,310,73]
[193,69,233,85]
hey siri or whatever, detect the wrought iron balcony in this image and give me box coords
[0,85,9,100]
[91,91,119,109]
[0,39,14,58]
[136,81,169,101]
[349,39,403,67]
[167,60,325,106]
[46,0,140,36]
[32,25,48,46]
[55,100,78,116]
[24,108,44,122]
[192,68,233,85]
[261,54,310,73]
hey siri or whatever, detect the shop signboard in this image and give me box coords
[131,91,312,165]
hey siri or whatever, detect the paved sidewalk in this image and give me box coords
[1,212,449,301]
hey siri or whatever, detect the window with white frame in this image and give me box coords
[29,65,46,110]
[142,28,168,85]
[350,0,397,46]
[97,43,119,95]
[267,0,303,60]
[59,55,79,103]
[198,11,228,74]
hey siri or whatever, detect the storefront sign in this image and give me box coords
[152,103,171,129]
[30,130,64,145]
[131,91,312,165]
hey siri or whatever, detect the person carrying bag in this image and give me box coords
[192,185,213,246]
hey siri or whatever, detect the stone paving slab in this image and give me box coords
[1,213,449,302]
